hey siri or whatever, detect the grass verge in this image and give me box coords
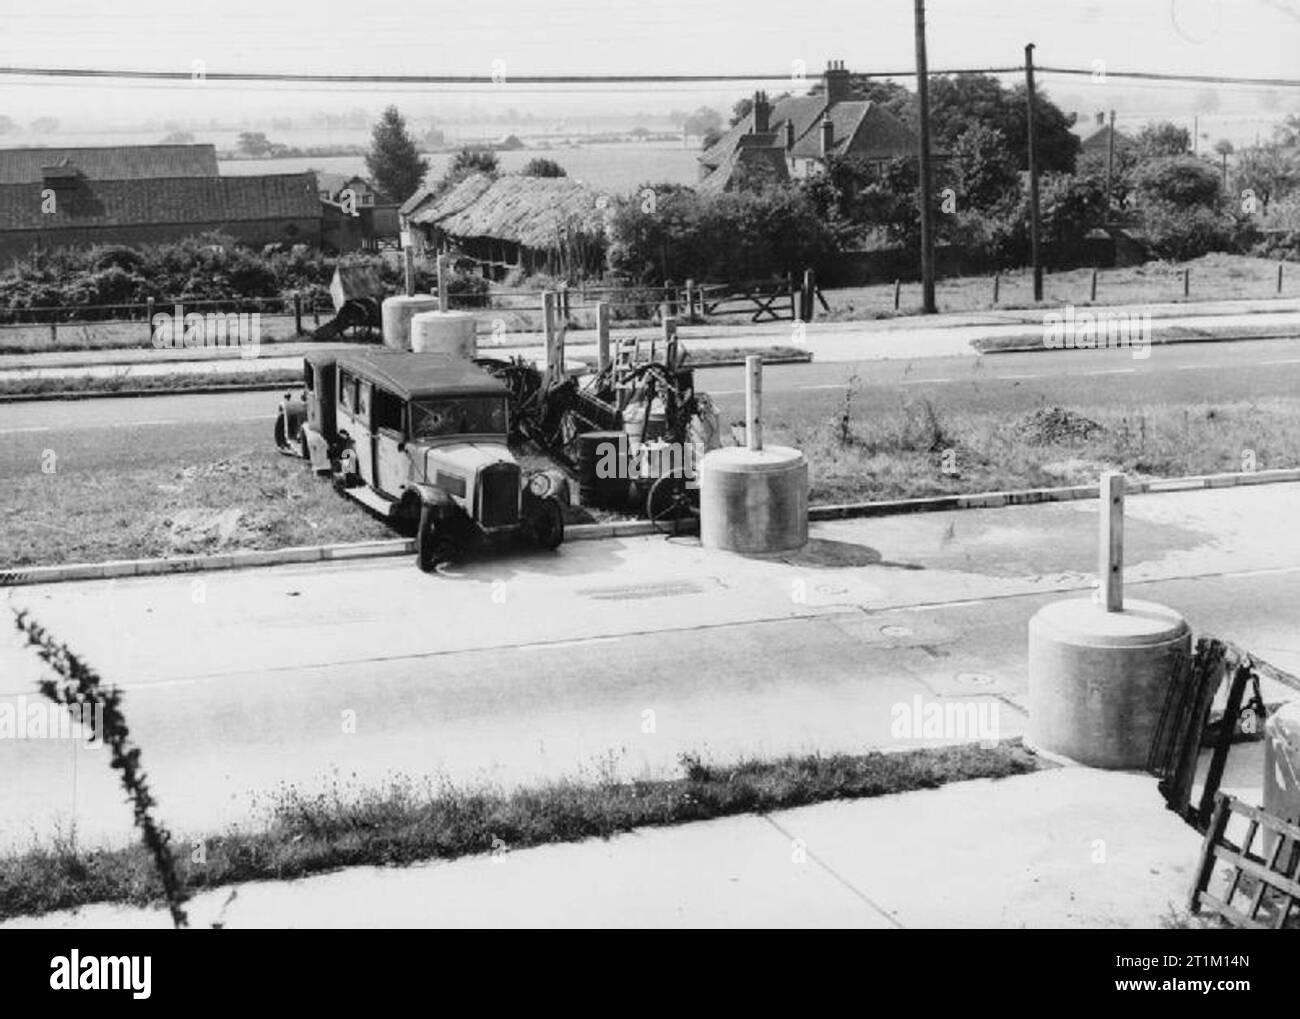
[0,741,1040,921]
[0,369,301,399]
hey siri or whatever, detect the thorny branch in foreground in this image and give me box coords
[12,608,189,928]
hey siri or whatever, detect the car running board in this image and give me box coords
[343,484,398,519]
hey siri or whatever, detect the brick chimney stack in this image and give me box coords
[823,59,851,106]
[820,116,834,157]
[752,91,771,134]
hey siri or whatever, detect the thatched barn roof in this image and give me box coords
[405,173,607,251]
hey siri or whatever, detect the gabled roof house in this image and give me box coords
[699,61,918,192]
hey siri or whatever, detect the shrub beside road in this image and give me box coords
[0,742,1039,920]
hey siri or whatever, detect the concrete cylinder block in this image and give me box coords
[381,295,442,351]
[1028,598,1190,769]
[699,445,808,554]
[410,310,477,358]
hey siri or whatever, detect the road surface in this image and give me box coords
[3,335,1300,479]
[3,480,1298,849]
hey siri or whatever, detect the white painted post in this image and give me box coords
[1100,471,1125,612]
[596,301,610,373]
[542,291,559,378]
[437,254,448,311]
[745,354,763,453]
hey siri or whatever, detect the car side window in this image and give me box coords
[373,388,403,433]
[357,381,372,422]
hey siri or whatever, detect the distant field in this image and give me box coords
[221,142,702,194]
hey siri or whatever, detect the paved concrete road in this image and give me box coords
[2,482,1298,850]
[4,335,1300,480]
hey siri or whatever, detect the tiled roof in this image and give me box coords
[0,144,219,183]
[0,173,322,231]
[701,95,916,173]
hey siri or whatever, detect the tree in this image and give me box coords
[926,73,1080,173]
[1273,113,1300,149]
[521,157,566,178]
[1233,145,1300,214]
[237,131,274,157]
[682,106,723,139]
[365,106,430,203]
[1133,156,1223,211]
[447,147,498,179]
[1134,122,1191,158]
[949,124,1020,211]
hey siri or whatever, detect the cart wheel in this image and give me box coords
[646,472,698,536]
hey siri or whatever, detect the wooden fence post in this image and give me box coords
[663,315,678,369]
[1183,267,1190,297]
[992,273,1000,305]
[1090,269,1098,302]
[436,254,448,311]
[685,278,695,320]
[1100,471,1125,613]
[893,279,902,311]
[293,292,303,336]
[596,301,610,373]
[802,268,816,322]
[146,296,155,345]
[745,355,763,452]
[1279,262,1285,295]
[403,246,416,298]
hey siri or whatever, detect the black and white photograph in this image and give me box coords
[0,0,1297,978]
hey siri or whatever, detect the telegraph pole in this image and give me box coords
[1105,109,1116,219]
[1025,43,1043,302]
[914,0,936,313]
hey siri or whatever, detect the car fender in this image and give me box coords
[409,483,460,521]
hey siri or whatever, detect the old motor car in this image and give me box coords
[274,348,568,571]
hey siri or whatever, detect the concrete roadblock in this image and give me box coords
[1027,472,1190,768]
[410,311,477,358]
[700,356,808,554]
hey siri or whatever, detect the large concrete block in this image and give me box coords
[1028,598,1190,769]
[699,446,808,554]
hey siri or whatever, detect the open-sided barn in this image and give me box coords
[401,173,607,279]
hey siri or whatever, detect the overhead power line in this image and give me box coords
[0,65,1018,85]
[1,64,1297,90]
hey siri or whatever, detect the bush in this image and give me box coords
[607,180,835,284]
[1140,202,1237,261]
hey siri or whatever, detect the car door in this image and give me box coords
[354,379,377,486]
[373,388,409,498]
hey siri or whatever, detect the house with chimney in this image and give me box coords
[698,61,918,193]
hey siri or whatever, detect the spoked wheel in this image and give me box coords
[646,471,699,536]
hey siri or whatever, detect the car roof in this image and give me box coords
[309,349,507,400]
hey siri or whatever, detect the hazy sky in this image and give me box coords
[2,0,1297,125]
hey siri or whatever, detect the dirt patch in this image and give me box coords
[1015,407,1106,445]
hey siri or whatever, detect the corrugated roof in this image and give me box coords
[0,173,321,231]
[407,173,606,249]
[0,144,219,183]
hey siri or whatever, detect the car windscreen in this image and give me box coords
[410,397,507,439]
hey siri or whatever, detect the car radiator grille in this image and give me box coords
[478,463,520,527]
